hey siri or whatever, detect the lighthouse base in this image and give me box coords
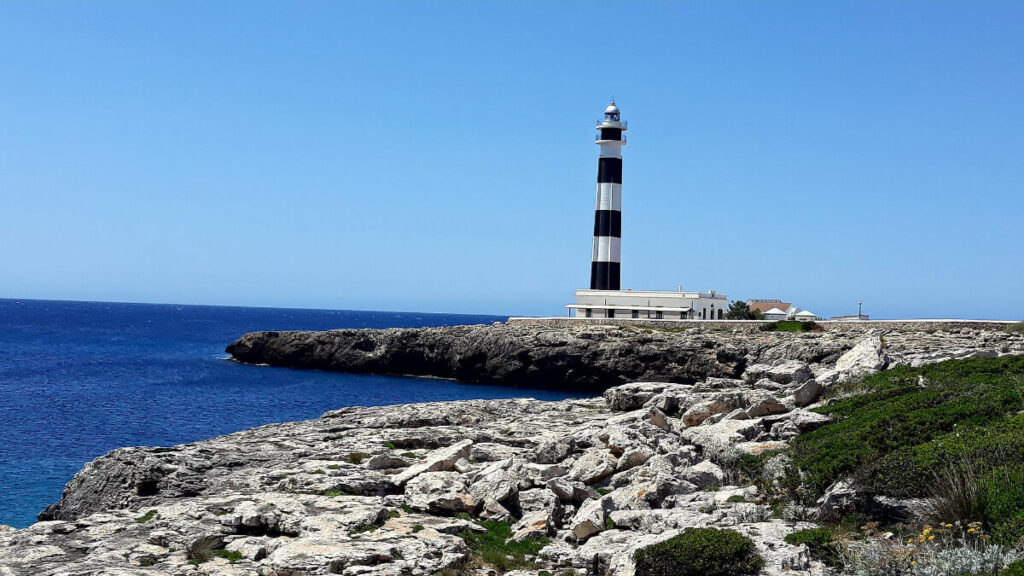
[567,289,728,321]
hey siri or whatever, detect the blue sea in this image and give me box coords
[0,299,588,529]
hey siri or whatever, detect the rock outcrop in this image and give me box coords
[2,326,1022,575]
[226,322,1024,389]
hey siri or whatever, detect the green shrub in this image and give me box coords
[383,441,397,449]
[791,356,1024,496]
[726,495,746,503]
[759,320,817,333]
[784,528,842,567]
[458,521,549,572]
[983,463,1024,545]
[632,528,764,576]
[1002,559,1024,575]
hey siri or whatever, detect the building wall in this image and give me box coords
[510,317,1019,333]
[572,290,728,320]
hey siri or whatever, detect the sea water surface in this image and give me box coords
[0,299,588,529]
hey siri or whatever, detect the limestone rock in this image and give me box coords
[681,460,724,488]
[392,439,473,485]
[404,472,476,514]
[792,379,823,407]
[835,338,889,380]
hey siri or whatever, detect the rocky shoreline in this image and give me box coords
[225,322,1023,389]
[2,324,1023,575]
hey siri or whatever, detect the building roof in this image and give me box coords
[566,304,692,313]
[749,301,793,314]
[795,310,816,317]
[764,308,787,315]
[605,101,620,115]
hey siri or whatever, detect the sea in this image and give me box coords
[0,299,590,529]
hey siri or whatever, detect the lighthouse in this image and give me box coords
[567,101,728,320]
[591,101,626,290]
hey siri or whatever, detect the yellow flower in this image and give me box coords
[968,528,977,533]
[928,535,935,541]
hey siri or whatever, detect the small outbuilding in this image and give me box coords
[763,307,789,321]
[794,310,817,322]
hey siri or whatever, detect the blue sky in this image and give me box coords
[1,2,1022,319]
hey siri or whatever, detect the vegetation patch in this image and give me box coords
[135,509,158,523]
[458,520,550,572]
[791,356,1024,497]
[1005,322,1024,334]
[759,320,818,332]
[1003,559,1024,575]
[784,528,842,567]
[632,527,764,576]
[214,549,242,563]
[346,452,369,465]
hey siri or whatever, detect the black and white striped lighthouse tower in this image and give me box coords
[590,101,626,290]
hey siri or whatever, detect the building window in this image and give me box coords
[655,311,663,319]
[631,310,639,319]
[608,309,615,319]
[584,308,592,318]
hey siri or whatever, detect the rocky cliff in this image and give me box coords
[2,325,1022,576]
[225,322,1022,389]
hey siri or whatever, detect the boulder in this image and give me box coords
[792,379,823,407]
[681,460,724,488]
[681,392,744,427]
[604,382,671,411]
[404,472,476,514]
[568,449,618,485]
[392,440,473,485]
[547,477,597,505]
[835,338,889,380]
[569,496,615,542]
[365,454,410,470]
[743,390,788,418]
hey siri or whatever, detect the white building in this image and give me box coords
[763,307,789,321]
[794,310,817,322]
[568,289,728,320]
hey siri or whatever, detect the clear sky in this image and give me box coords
[1,2,1022,319]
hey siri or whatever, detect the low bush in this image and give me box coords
[1005,322,1024,334]
[1003,559,1024,575]
[982,463,1024,546]
[784,528,842,567]
[791,356,1024,496]
[632,527,764,576]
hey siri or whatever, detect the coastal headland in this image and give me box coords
[225,319,1019,390]
[2,321,1023,575]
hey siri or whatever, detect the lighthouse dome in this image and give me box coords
[604,102,620,115]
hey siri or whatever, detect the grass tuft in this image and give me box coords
[458,520,550,572]
[135,510,158,523]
